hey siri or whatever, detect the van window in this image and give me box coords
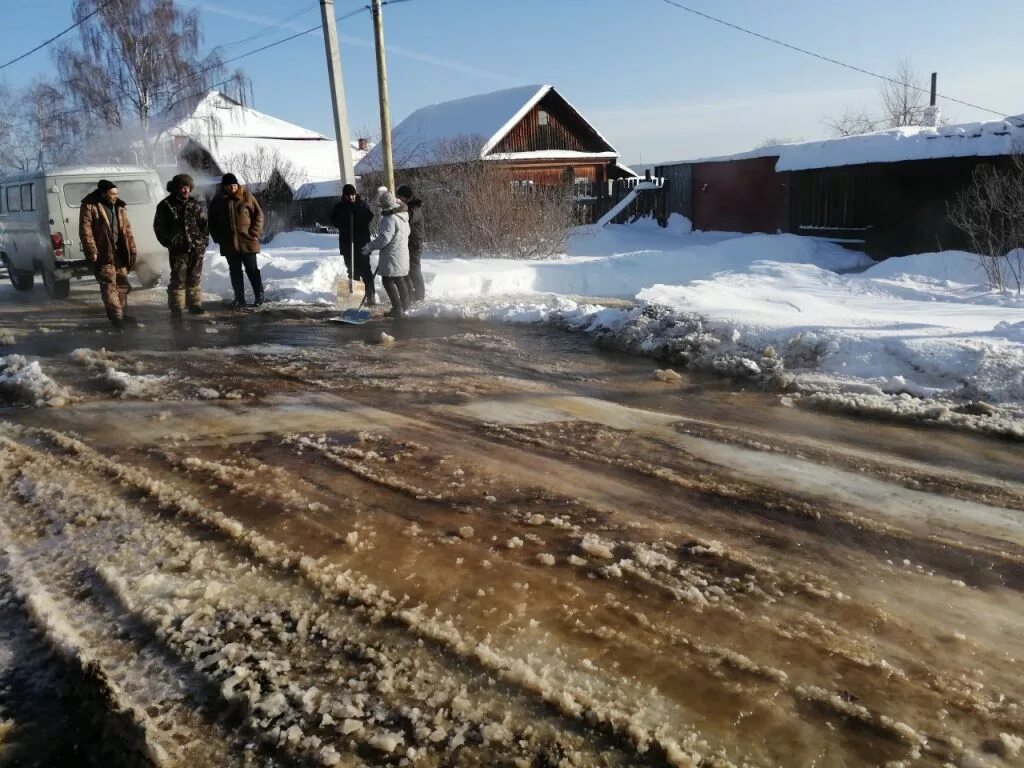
[6,186,21,213]
[62,179,152,207]
[20,184,33,211]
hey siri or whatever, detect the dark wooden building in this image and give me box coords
[657,120,1023,257]
[355,85,635,187]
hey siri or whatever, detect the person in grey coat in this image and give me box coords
[362,189,411,317]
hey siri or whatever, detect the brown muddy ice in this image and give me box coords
[0,284,1022,768]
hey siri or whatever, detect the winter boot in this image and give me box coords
[170,306,183,319]
[250,269,265,307]
[186,287,204,315]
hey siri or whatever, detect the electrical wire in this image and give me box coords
[657,0,1011,118]
[0,0,120,72]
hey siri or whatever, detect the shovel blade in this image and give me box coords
[330,308,372,325]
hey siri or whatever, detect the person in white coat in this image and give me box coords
[362,189,411,318]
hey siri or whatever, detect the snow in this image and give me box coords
[160,91,346,187]
[775,121,1024,171]
[665,118,1024,172]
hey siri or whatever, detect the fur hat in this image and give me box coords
[221,172,239,186]
[377,189,398,210]
[396,184,414,200]
[97,179,116,192]
[168,173,195,193]
[341,183,357,197]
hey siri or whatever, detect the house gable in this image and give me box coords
[489,90,615,157]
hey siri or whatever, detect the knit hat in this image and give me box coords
[97,179,116,192]
[221,173,239,186]
[396,184,413,200]
[377,189,398,210]
[341,183,357,196]
[168,173,195,193]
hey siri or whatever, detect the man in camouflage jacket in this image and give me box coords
[154,174,209,316]
[79,179,139,328]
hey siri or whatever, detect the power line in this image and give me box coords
[657,0,1011,118]
[0,0,119,72]
[1,3,380,135]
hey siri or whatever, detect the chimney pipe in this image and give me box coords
[930,72,937,107]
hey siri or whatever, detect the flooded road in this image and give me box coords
[1,284,1023,767]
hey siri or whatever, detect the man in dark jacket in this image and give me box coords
[397,184,425,303]
[153,173,208,318]
[208,172,265,308]
[79,179,139,329]
[330,184,376,304]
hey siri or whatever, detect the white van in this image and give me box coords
[0,165,165,298]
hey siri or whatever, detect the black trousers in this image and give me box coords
[382,275,410,316]
[344,251,376,305]
[408,249,424,303]
[226,253,263,302]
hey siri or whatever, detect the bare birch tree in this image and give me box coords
[55,0,245,165]
[0,80,80,174]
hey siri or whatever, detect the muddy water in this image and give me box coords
[1,287,1024,766]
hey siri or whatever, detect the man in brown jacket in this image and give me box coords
[79,179,139,329]
[208,173,265,308]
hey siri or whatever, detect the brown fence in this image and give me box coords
[574,174,669,226]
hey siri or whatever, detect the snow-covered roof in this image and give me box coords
[355,85,621,174]
[160,91,368,188]
[776,121,1024,171]
[0,165,156,183]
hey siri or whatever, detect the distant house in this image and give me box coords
[156,91,369,196]
[657,115,1024,257]
[355,85,635,187]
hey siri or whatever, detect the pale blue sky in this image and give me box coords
[3,0,1022,163]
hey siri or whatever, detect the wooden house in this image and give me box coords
[355,85,636,187]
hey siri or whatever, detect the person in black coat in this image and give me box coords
[330,184,376,304]
[397,184,425,303]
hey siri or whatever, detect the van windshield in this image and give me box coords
[62,179,152,207]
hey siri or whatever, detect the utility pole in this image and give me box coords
[320,0,355,186]
[371,0,395,191]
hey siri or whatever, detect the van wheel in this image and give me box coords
[8,266,35,292]
[42,269,71,299]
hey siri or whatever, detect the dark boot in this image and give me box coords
[382,277,404,318]
[170,306,183,319]
[250,269,265,307]
[188,305,205,315]
[229,265,246,308]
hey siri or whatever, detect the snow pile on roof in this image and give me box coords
[295,141,377,199]
[357,85,547,173]
[776,121,1024,171]
[161,91,343,187]
[355,85,621,173]
[673,115,1024,171]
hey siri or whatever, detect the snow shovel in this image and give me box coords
[330,266,376,325]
